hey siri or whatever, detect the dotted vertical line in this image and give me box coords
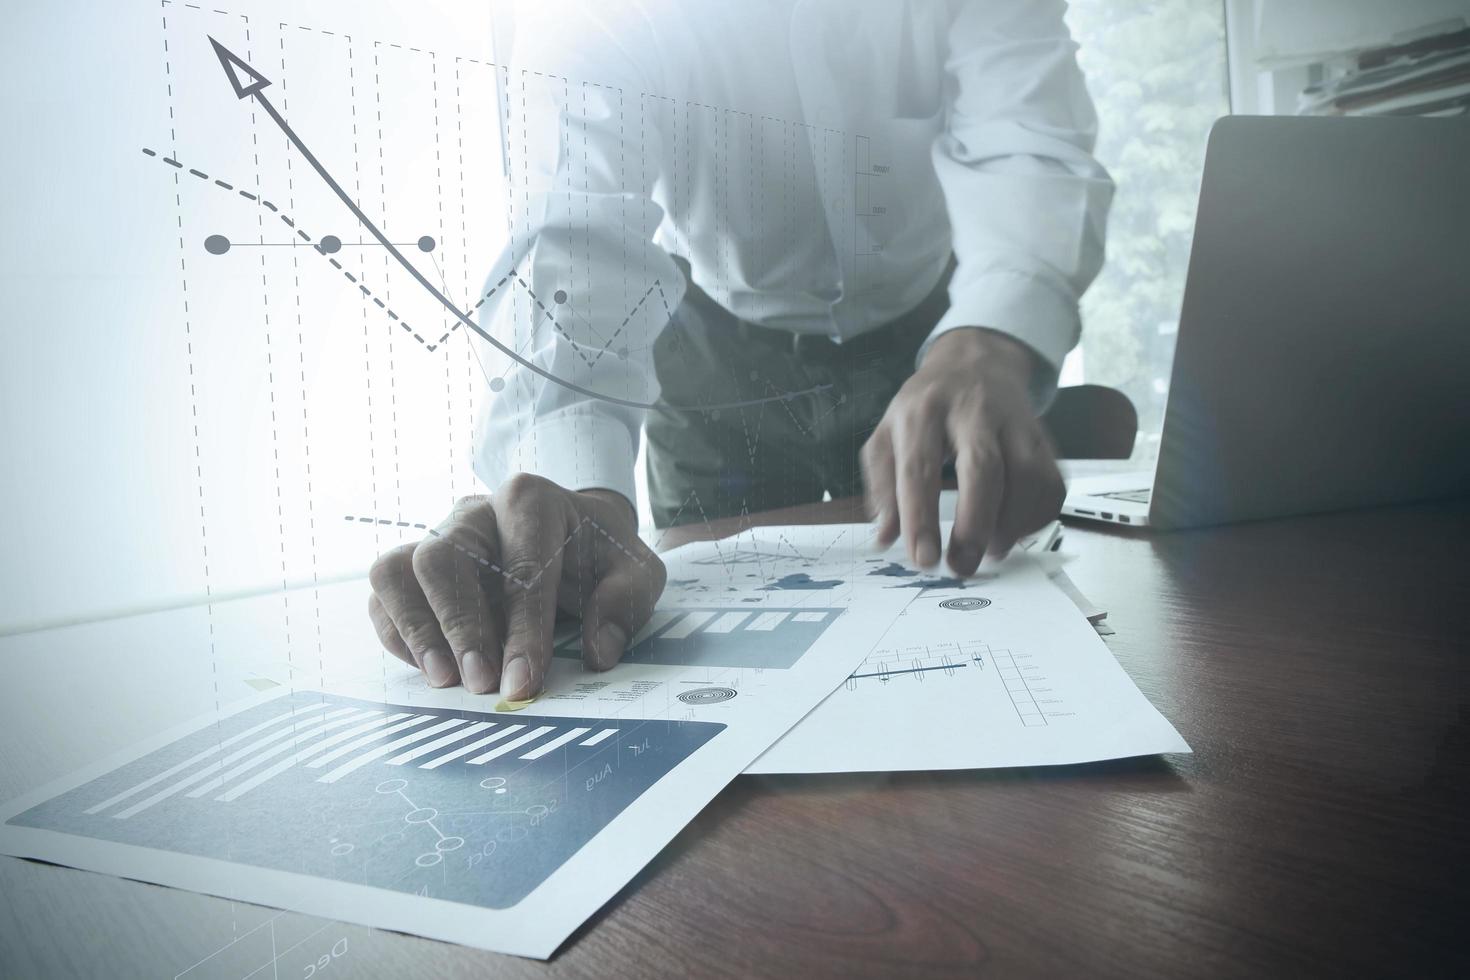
[681,98,691,270]
[242,20,295,687]
[638,93,648,324]
[158,2,221,716]
[518,68,535,472]
[616,86,627,370]
[453,57,474,496]
[429,51,456,506]
[565,75,587,653]
[278,28,325,686]
[718,106,727,310]
[371,43,403,524]
[757,114,765,308]
[449,61,483,688]
[346,35,387,699]
[577,79,593,631]
[786,118,798,508]
[570,77,587,487]
[494,64,526,443]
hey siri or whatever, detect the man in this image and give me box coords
[367,0,1112,701]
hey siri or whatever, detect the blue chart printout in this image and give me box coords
[0,525,914,958]
[7,692,721,910]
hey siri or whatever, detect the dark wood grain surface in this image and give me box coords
[3,500,1467,977]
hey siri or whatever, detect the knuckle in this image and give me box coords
[447,494,497,528]
[398,621,443,653]
[436,606,494,646]
[497,472,556,510]
[369,610,400,648]
[411,532,467,582]
[899,454,938,483]
[368,543,416,594]
[963,440,1004,473]
[915,389,947,418]
[499,557,551,590]
[645,554,669,594]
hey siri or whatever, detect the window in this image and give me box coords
[1063,0,1231,459]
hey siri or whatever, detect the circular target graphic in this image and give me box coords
[939,597,992,611]
[677,687,738,706]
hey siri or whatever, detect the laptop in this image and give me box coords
[1063,115,1470,530]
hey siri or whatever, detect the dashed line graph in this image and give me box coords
[342,512,646,592]
[202,36,833,413]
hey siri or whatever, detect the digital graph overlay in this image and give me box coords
[554,606,842,670]
[8,692,724,909]
[203,37,834,414]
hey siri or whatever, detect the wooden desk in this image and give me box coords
[3,501,1467,977]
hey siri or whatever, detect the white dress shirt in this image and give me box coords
[472,0,1114,508]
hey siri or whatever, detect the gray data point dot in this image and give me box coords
[319,234,343,254]
[204,234,231,255]
[552,289,568,305]
[417,235,436,252]
[617,346,630,359]
[489,377,506,392]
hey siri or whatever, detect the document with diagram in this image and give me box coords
[0,526,912,959]
[749,529,1191,774]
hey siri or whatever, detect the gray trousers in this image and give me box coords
[646,263,953,528]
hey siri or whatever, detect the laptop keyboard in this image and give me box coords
[1099,488,1152,503]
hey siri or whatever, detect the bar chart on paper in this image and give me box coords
[844,641,1048,726]
[554,606,843,670]
[5,692,723,909]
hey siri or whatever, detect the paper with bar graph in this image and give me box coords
[0,526,911,959]
[748,533,1191,774]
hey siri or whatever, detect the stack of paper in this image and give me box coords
[1298,25,1470,117]
[0,521,1187,959]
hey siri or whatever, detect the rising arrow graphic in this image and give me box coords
[206,36,827,412]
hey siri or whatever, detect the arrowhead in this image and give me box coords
[208,36,271,99]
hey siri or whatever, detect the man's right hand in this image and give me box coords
[367,475,665,700]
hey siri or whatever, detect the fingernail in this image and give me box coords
[948,546,976,575]
[593,623,627,668]
[461,649,495,694]
[916,539,940,569]
[422,649,456,688]
[500,657,531,700]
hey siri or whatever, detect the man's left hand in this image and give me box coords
[861,328,1064,576]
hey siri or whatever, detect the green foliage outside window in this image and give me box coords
[1066,0,1230,455]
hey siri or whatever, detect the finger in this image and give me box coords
[948,438,1004,576]
[860,428,899,548]
[412,497,506,694]
[991,425,1064,558]
[893,415,944,568]
[579,552,668,670]
[368,542,450,682]
[367,592,414,668]
[492,476,566,700]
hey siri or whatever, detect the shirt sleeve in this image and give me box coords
[922,0,1115,407]
[471,1,684,511]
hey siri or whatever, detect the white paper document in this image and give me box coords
[749,532,1190,774]
[0,526,911,959]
